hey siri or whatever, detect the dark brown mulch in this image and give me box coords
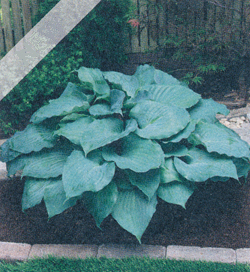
[1,175,250,249]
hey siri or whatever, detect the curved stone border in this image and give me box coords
[1,242,250,264]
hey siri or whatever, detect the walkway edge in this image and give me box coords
[1,242,250,264]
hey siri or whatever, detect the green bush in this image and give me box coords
[0,0,133,136]
[1,65,250,242]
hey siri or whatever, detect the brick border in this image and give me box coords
[1,242,250,264]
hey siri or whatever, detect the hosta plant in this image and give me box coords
[1,65,250,242]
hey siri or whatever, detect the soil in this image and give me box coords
[1,175,250,249]
[1,86,250,249]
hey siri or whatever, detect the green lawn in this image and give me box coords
[0,257,250,272]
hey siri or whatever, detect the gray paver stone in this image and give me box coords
[236,248,250,263]
[0,161,7,179]
[0,242,31,261]
[167,245,236,264]
[29,244,98,259]
[97,244,166,259]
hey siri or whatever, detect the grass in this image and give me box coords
[0,257,250,272]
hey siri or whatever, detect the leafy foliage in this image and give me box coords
[0,0,133,136]
[1,65,250,242]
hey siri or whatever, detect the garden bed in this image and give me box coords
[0,175,250,249]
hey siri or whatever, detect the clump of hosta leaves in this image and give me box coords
[1,65,250,242]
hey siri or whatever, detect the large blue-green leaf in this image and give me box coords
[60,82,89,98]
[124,90,153,109]
[126,169,160,199]
[77,67,110,97]
[80,118,138,155]
[44,180,78,218]
[60,83,95,103]
[103,71,139,98]
[189,98,230,123]
[188,121,250,158]
[102,133,164,172]
[55,117,94,145]
[8,124,56,154]
[63,150,115,199]
[133,65,156,87]
[6,154,30,176]
[22,148,71,179]
[157,181,195,208]
[83,182,118,228]
[22,177,54,211]
[130,101,190,139]
[31,92,90,124]
[141,85,200,108]
[168,120,197,143]
[110,89,126,114]
[0,140,21,162]
[174,147,238,182]
[160,158,184,184]
[112,189,157,242]
[89,90,126,117]
[60,113,89,122]
[89,104,113,116]
[154,69,181,85]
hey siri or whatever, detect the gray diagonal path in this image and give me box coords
[0,0,101,101]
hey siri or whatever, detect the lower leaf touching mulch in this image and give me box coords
[1,176,250,249]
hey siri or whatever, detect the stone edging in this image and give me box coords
[1,242,250,264]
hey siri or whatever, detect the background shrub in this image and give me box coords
[0,0,133,136]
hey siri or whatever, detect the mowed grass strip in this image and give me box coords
[0,256,250,272]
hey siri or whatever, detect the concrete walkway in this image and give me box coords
[1,108,250,264]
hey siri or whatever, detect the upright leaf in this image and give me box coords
[77,67,110,97]
[103,71,139,97]
[63,150,115,199]
[133,64,156,87]
[130,100,190,139]
[110,89,126,114]
[112,189,157,242]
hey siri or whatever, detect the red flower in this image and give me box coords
[128,19,140,27]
